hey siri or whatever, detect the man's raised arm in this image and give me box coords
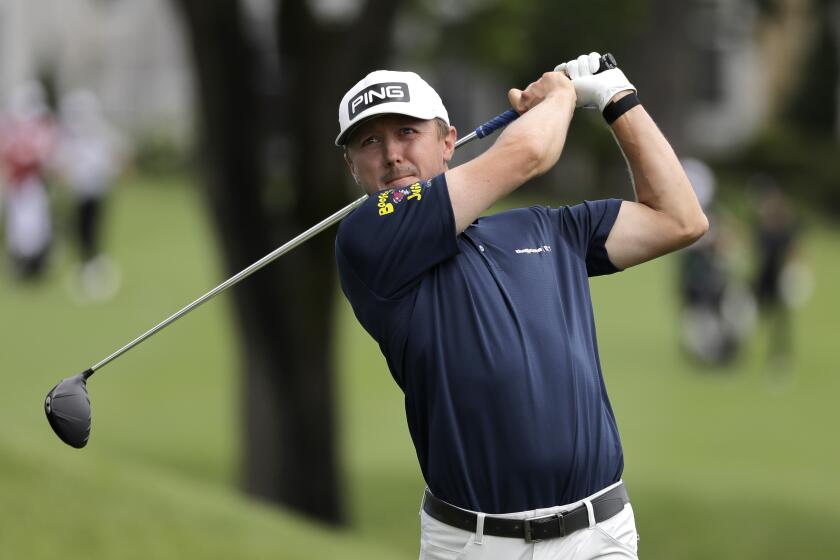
[605,96,709,269]
[445,71,577,233]
[562,52,709,269]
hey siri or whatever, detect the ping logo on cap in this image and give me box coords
[349,82,410,120]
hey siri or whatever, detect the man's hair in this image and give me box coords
[433,117,451,139]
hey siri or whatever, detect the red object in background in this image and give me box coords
[0,117,56,186]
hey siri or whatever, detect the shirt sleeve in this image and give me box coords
[551,199,623,277]
[335,173,459,299]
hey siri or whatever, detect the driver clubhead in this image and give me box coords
[45,370,92,448]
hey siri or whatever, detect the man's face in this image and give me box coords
[344,114,456,195]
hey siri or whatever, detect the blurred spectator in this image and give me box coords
[751,176,809,375]
[0,81,56,280]
[54,90,127,301]
[678,158,755,367]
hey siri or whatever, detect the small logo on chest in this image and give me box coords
[514,245,552,254]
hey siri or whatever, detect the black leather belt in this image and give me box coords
[422,483,629,543]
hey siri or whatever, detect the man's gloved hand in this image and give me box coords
[555,52,635,112]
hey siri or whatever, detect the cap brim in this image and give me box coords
[335,103,446,146]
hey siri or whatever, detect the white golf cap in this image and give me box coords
[335,70,449,146]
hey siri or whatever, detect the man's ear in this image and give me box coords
[443,126,457,163]
[344,152,360,185]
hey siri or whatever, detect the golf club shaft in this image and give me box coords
[89,53,620,375]
[90,196,365,373]
[87,110,520,375]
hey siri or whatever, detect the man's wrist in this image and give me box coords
[609,90,634,104]
[546,86,577,105]
[602,91,640,125]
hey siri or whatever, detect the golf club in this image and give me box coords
[44,53,617,448]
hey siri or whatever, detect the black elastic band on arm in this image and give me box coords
[602,92,640,125]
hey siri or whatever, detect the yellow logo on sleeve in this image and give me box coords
[378,191,394,216]
[377,182,424,217]
[408,183,422,201]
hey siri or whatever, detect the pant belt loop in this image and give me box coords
[474,513,486,545]
[583,499,596,528]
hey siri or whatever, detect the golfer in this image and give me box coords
[335,52,707,559]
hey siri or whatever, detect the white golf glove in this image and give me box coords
[555,52,635,112]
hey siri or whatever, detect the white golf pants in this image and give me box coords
[419,481,639,560]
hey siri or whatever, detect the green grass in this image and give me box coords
[1,174,838,558]
[588,250,840,559]
[0,175,408,559]
[0,427,403,560]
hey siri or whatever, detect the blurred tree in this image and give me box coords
[170,0,402,525]
[784,0,839,136]
[418,0,647,85]
[733,0,840,215]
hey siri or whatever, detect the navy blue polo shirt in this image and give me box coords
[335,173,624,513]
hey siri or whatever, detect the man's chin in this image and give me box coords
[383,177,420,190]
[363,176,428,194]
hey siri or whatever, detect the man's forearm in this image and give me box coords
[610,102,708,239]
[495,91,576,179]
[446,73,576,233]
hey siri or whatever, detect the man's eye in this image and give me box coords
[400,128,417,135]
[360,136,378,146]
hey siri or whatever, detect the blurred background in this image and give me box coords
[0,0,838,558]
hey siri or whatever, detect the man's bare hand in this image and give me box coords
[507,71,576,114]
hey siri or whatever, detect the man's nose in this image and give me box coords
[382,137,403,164]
